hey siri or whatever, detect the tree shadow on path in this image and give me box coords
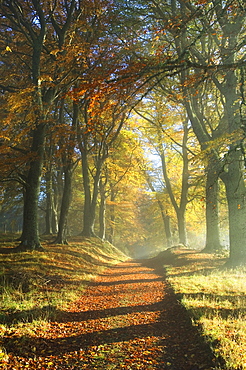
[3,260,223,370]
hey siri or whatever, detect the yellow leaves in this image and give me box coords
[0,134,10,142]
[7,87,34,113]
[4,87,36,131]
[142,350,152,355]
[38,75,53,83]
[0,348,9,363]
[50,49,60,56]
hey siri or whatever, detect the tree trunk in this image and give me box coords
[178,118,189,246]
[44,170,53,235]
[53,166,63,234]
[80,149,95,237]
[221,149,246,266]
[163,213,172,248]
[184,99,223,252]
[16,124,46,251]
[155,196,172,247]
[54,99,77,243]
[157,199,172,248]
[80,141,104,237]
[177,211,187,246]
[145,173,172,247]
[160,142,188,246]
[17,188,27,242]
[108,185,116,244]
[14,9,47,251]
[90,158,104,234]
[219,66,246,264]
[55,166,73,244]
[99,181,106,240]
[203,160,221,253]
[51,180,59,235]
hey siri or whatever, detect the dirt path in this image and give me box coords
[4,260,218,369]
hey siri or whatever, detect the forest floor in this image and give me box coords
[2,257,219,369]
[1,237,245,369]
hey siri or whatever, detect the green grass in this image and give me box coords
[163,249,246,370]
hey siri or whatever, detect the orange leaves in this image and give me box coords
[195,0,210,5]
[181,72,205,89]
[2,258,217,369]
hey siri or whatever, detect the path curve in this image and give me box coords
[4,260,217,369]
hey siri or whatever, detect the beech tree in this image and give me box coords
[76,91,130,237]
[103,128,148,248]
[116,0,222,250]
[139,164,173,248]
[73,56,145,236]
[181,0,246,263]
[139,0,246,264]
[52,99,79,244]
[1,0,134,248]
[43,132,62,236]
[135,95,199,246]
[0,0,87,250]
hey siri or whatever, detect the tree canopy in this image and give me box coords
[1,0,246,265]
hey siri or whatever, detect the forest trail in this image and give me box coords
[4,260,218,370]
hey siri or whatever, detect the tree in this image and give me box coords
[76,93,129,237]
[0,0,84,250]
[43,137,61,236]
[183,0,246,262]
[210,1,246,264]
[141,167,172,248]
[142,0,246,264]
[135,96,197,246]
[74,58,144,237]
[1,0,135,248]
[102,128,148,247]
[54,99,79,244]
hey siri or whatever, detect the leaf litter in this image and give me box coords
[2,260,219,369]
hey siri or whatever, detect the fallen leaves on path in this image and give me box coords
[3,261,217,369]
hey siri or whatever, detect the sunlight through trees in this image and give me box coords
[1,0,246,265]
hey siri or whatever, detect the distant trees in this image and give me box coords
[135,93,202,247]
[104,128,148,246]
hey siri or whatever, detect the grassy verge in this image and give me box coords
[161,248,246,370]
[0,234,128,363]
